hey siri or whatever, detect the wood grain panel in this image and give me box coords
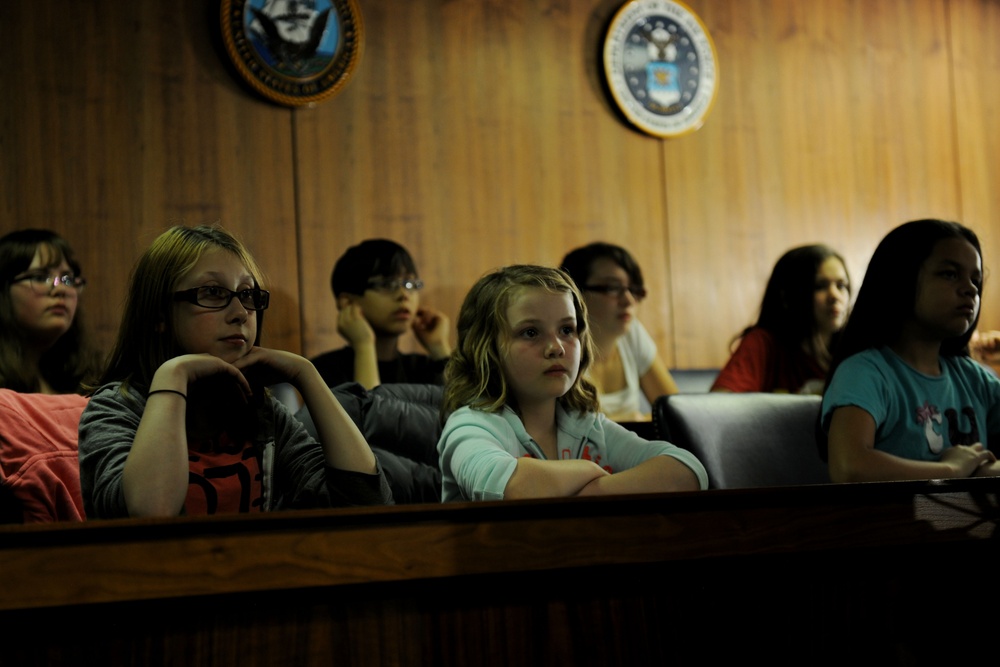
[0,479,998,665]
[294,0,675,364]
[2,0,998,372]
[1,480,997,611]
[950,0,1000,333]
[0,1,300,355]
[666,0,963,367]
[1,481,998,665]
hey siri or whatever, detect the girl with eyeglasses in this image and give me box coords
[0,229,98,394]
[79,225,391,518]
[560,243,678,422]
[712,244,851,395]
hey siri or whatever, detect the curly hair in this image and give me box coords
[443,265,599,418]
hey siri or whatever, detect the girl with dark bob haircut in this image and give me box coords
[712,244,850,394]
[560,242,678,421]
[822,219,1000,482]
[0,229,97,394]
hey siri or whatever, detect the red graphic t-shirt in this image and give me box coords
[184,431,264,515]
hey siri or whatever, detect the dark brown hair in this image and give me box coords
[0,229,97,393]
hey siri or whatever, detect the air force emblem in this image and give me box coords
[604,0,718,138]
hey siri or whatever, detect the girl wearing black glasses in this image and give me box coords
[560,243,678,421]
[0,229,97,394]
[79,225,390,519]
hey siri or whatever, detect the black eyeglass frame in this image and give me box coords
[365,278,424,293]
[173,286,270,311]
[581,284,648,301]
[11,271,87,294]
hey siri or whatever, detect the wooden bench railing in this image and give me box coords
[2,479,997,664]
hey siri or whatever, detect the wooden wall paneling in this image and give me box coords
[293,0,443,358]
[4,0,996,369]
[295,0,674,364]
[125,2,302,354]
[0,1,301,357]
[950,0,1000,333]
[0,2,149,353]
[663,0,961,368]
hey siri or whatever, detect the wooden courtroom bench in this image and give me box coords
[1,479,997,665]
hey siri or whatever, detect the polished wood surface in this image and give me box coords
[1,479,997,610]
[1,480,997,664]
[1,0,997,369]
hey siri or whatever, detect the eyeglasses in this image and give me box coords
[582,284,647,301]
[366,278,424,294]
[174,286,270,311]
[11,271,87,295]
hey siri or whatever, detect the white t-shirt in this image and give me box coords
[593,318,657,418]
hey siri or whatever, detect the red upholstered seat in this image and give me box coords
[0,389,88,522]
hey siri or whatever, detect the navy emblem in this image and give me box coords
[221,0,363,107]
[604,0,718,137]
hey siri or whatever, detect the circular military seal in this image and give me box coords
[603,0,718,138]
[221,0,363,107]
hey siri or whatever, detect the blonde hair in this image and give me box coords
[443,265,599,417]
[96,225,266,393]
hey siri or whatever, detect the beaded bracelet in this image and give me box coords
[147,389,187,400]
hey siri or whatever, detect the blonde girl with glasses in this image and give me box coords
[0,229,97,394]
[79,225,391,518]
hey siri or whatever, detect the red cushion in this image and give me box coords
[0,389,88,522]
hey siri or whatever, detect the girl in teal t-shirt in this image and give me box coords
[822,219,1000,482]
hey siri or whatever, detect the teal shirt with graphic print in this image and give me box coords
[822,347,1000,461]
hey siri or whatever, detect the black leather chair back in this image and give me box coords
[653,393,829,489]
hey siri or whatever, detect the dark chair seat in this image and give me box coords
[653,393,829,489]
[296,383,444,504]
